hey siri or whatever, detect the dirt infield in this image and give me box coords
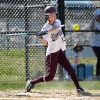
[0,89,100,100]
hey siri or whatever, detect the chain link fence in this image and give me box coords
[0,0,100,89]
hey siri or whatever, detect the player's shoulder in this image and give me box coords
[43,22,50,28]
[55,19,61,23]
[54,19,61,26]
[41,22,50,31]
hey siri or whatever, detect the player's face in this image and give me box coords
[48,13,56,24]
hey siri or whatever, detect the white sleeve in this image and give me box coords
[54,19,61,26]
[41,26,46,31]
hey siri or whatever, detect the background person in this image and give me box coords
[89,9,100,80]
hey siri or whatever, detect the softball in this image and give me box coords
[73,24,80,31]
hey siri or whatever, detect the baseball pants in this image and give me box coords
[92,46,100,76]
[44,49,75,82]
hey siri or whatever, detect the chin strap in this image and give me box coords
[45,15,49,22]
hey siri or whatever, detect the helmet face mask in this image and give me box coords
[45,15,49,21]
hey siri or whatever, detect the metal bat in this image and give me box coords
[6,25,65,37]
[6,33,28,37]
[60,25,65,27]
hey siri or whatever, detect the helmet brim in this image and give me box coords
[44,12,58,15]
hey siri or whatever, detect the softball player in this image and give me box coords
[25,6,85,94]
[90,9,100,80]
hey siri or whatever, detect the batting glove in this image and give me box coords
[38,36,43,39]
[35,30,48,36]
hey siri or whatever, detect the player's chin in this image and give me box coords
[49,18,55,22]
[49,20,55,24]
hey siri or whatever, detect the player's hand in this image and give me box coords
[35,31,48,36]
[38,36,43,39]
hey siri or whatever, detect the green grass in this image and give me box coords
[34,81,100,90]
[0,82,25,90]
[0,48,26,88]
[0,81,100,90]
[0,48,99,90]
[0,48,25,58]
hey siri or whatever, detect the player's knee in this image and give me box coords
[45,75,54,82]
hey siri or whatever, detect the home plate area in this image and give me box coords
[0,90,100,100]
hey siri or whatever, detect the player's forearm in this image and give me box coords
[36,26,60,36]
[41,38,48,46]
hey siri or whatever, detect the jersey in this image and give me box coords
[41,19,66,56]
[89,20,100,47]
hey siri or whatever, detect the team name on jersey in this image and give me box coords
[51,30,62,42]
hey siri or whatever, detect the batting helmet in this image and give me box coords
[44,6,57,15]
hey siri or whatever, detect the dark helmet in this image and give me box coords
[44,6,57,15]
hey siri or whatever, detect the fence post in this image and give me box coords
[6,11,10,50]
[57,0,65,81]
[25,0,30,81]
